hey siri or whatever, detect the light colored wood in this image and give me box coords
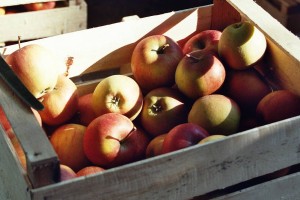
[0,127,32,200]
[0,0,300,199]
[212,171,300,200]
[0,0,87,43]
[0,77,60,188]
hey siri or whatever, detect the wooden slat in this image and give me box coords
[212,171,300,200]
[0,76,60,188]
[0,126,32,200]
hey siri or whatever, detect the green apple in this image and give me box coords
[188,94,241,135]
[218,21,267,70]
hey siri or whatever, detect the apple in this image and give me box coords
[38,74,79,126]
[92,75,143,121]
[188,94,241,135]
[0,7,5,15]
[131,35,184,92]
[218,21,267,70]
[59,164,77,182]
[76,93,97,126]
[50,123,90,172]
[146,133,167,158]
[223,68,272,115]
[76,166,105,177]
[83,113,150,168]
[5,44,63,98]
[24,2,56,11]
[256,90,300,124]
[182,30,222,55]
[175,50,226,99]
[161,123,209,154]
[0,106,12,132]
[198,134,226,144]
[139,87,189,137]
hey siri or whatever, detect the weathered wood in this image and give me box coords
[0,0,300,199]
[0,76,60,188]
[212,171,300,200]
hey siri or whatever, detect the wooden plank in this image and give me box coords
[0,126,32,200]
[0,76,60,188]
[212,171,300,200]
[28,116,300,199]
[0,1,87,42]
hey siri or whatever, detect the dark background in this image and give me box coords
[85,0,213,28]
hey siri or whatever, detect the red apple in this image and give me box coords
[161,123,209,154]
[139,87,189,137]
[76,93,97,126]
[83,113,150,168]
[223,68,272,115]
[0,106,12,132]
[38,74,79,126]
[175,50,226,99]
[10,133,26,170]
[50,123,90,172]
[131,35,184,92]
[92,75,143,121]
[182,30,222,55]
[5,44,63,98]
[59,164,77,182]
[76,166,105,177]
[218,21,267,70]
[256,90,300,124]
[24,2,56,11]
[146,133,167,158]
[188,94,241,135]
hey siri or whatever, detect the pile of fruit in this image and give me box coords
[1,21,300,182]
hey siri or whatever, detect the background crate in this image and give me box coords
[0,0,87,45]
[1,0,300,199]
[255,0,300,34]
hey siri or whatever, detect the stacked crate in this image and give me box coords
[0,0,87,45]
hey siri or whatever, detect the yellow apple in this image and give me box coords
[218,21,267,70]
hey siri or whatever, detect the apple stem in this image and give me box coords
[65,56,74,77]
[18,36,21,49]
[186,53,203,62]
[152,44,170,54]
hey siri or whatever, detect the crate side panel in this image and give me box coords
[30,117,300,199]
[0,127,31,200]
[0,3,87,42]
[212,172,300,200]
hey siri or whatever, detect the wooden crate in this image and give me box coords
[0,0,87,44]
[255,0,300,34]
[1,0,300,199]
